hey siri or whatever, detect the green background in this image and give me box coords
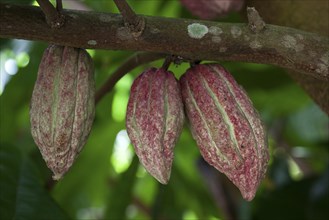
[0,1,328,220]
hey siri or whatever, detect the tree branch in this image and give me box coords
[1,3,328,80]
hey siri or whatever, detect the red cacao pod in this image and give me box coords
[126,68,184,184]
[180,0,244,20]
[30,45,95,180]
[180,64,269,201]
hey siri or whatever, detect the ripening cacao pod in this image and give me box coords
[126,68,184,184]
[180,64,269,201]
[30,45,95,180]
[180,0,244,20]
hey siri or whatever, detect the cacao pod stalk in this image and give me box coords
[30,45,95,180]
[126,68,184,184]
[180,64,269,201]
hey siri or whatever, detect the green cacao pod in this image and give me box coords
[180,64,269,201]
[30,45,95,180]
[126,68,184,184]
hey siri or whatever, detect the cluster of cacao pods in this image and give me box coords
[30,45,268,201]
[28,0,266,203]
[180,0,245,20]
[126,63,269,201]
[30,45,95,180]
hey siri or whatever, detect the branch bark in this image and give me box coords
[1,3,328,80]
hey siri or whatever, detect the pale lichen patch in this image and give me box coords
[68,14,78,19]
[116,27,133,40]
[231,26,242,38]
[295,44,304,52]
[151,28,161,34]
[320,52,329,66]
[244,35,250,41]
[212,36,222,43]
[187,23,209,39]
[282,35,304,52]
[209,26,223,35]
[87,40,97,46]
[219,47,227,52]
[316,64,328,74]
[99,14,113,22]
[250,40,262,49]
[296,34,304,40]
[282,35,297,48]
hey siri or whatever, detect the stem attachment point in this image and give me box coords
[247,7,266,33]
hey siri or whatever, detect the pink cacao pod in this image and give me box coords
[30,45,95,180]
[180,0,244,20]
[126,68,184,184]
[180,64,269,201]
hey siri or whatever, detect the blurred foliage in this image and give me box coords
[0,1,328,220]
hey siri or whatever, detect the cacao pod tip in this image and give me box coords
[52,173,63,181]
[241,190,256,202]
[136,152,172,185]
[151,168,170,185]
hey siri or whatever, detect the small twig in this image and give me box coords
[189,60,201,68]
[247,7,266,33]
[113,0,145,38]
[161,55,175,70]
[56,0,63,11]
[36,0,64,28]
[95,52,165,104]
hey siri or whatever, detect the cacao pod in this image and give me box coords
[180,0,244,20]
[180,64,269,201]
[30,45,95,180]
[126,68,184,184]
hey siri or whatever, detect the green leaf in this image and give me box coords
[104,155,139,219]
[253,174,329,220]
[286,104,329,144]
[0,144,71,220]
[151,183,184,220]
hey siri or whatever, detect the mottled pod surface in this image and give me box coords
[180,64,269,201]
[126,68,184,184]
[30,45,95,180]
[180,0,244,20]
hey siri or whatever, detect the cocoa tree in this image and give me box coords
[0,0,328,220]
